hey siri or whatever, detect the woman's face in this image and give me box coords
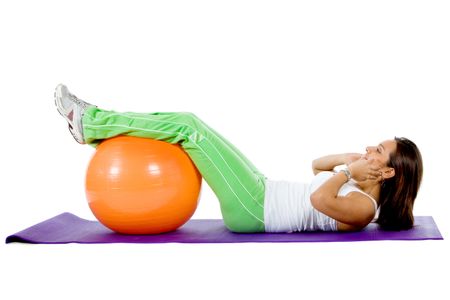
[364,139,397,168]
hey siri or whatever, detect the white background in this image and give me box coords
[1,1,449,299]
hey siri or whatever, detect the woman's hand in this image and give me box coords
[347,157,382,182]
[344,153,363,166]
[312,153,364,175]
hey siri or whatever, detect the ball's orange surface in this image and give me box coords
[85,136,202,234]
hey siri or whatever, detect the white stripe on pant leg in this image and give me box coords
[84,124,264,224]
[104,112,264,208]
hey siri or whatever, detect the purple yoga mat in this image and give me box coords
[5,213,443,244]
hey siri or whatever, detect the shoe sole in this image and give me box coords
[54,84,85,144]
[54,84,66,118]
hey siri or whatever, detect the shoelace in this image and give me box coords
[68,92,89,109]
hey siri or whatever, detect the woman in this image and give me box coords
[55,84,423,233]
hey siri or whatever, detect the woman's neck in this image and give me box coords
[354,180,381,201]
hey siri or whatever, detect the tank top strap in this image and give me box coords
[342,180,378,214]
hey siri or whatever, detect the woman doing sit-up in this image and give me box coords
[54,84,423,233]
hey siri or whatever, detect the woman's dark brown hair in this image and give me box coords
[377,137,423,230]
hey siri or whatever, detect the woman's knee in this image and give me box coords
[177,112,207,135]
[179,112,200,122]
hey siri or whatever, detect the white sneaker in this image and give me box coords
[54,84,94,144]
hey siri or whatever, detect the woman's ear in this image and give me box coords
[382,167,395,179]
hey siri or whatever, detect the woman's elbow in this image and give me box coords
[310,191,336,213]
[310,191,324,210]
[311,160,320,175]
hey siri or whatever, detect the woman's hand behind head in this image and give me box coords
[348,158,383,182]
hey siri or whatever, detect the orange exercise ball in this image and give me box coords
[85,136,202,234]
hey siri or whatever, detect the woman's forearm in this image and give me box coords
[310,171,348,209]
[311,154,347,175]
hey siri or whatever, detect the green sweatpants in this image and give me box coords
[82,107,266,233]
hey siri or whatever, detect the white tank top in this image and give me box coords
[263,171,379,232]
